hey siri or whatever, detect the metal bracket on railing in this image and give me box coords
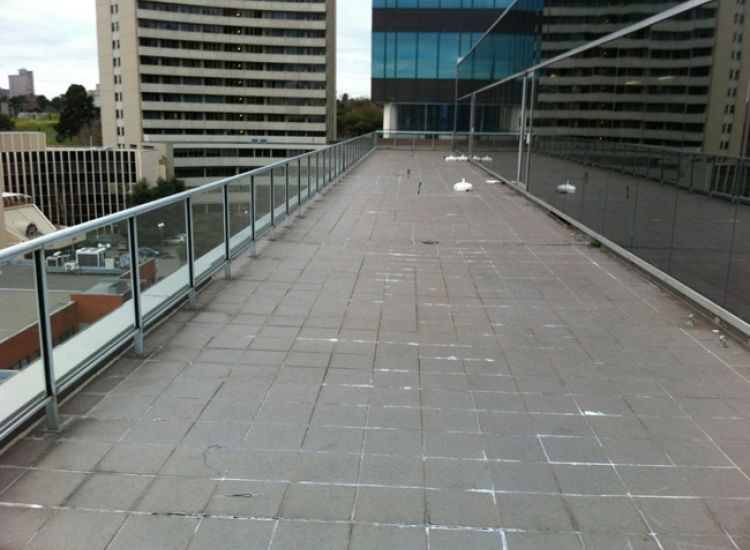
[185,198,197,307]
[127,217,145,356]
[33,249,60,432]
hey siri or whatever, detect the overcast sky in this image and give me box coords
[0,1,372,99]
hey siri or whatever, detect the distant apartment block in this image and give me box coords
[8,69,34,99]
[95,0,337,187]
[0,132,163,227]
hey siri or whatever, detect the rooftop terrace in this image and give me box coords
[1,150,750,549]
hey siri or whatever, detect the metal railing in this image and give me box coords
[0,132,377,441]
[533,136,750,202]
[374,131,519,154]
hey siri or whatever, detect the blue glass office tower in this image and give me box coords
[371,0,541,132]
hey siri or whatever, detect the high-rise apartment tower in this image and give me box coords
[96,0,336,186]
[8,69,34,99]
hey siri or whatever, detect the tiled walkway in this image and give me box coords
[2,151,750,549]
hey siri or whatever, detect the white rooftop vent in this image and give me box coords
[556,181,577,194]
[454,178,474,192]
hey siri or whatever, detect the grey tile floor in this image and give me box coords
[1,151,750,549]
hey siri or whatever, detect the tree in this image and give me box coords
[55,84,97,142]
[127,176,186,207]
[9,95,32,116]
[337,96,383,138]
[0,113,15,131]
[35,95,50,113]
[49,94,65,114]
[74,117,103,146]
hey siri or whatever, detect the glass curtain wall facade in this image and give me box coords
[372,0,539,132]
[455,0,750,323]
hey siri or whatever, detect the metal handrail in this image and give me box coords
[0,132,377,262]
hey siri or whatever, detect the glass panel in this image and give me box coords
[334,145,342,175]
[438,34,460,79]
[300,156,310,203]
[456,0,543,99]
[395,33,417,78]
[273,165,287,221]
[372,32,385,79]
[288,160,300,212]
[45,222,135,382]
[133,201,189,320]
[254,171,272,235]
[191,189,225,280]
[316,152,324,193]
[0,252,45,428]
[669,155,737,306]
[726,160,750,321]
[453,1,750,322]
[229,176,253,254]
[417,33,439,79]
[472,78,525,183]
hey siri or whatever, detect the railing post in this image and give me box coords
[524,72,536,189]
[307,155,311,201]
[249,175,257,257]
[689,154,696,192]
[185,198,197,307]
[285,166,290,219]
[469,95,476,159]
[127,217,145,356]
[223,185,232,279]
[270,171,275,227]
[33,249,60,431]
[316,152,320,194]
[297,158,302,215]
[517,76,528,184]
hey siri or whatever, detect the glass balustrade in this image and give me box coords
[0,133,376,440]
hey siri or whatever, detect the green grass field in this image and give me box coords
[12,115,75,145]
